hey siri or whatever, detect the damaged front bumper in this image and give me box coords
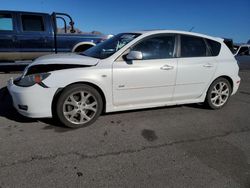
[7,78,58,118]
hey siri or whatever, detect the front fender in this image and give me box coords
[43,67,112,111]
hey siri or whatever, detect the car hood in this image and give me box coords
[24,53,100,75]
[32,53,99,66]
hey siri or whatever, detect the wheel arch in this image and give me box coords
[204,75,234,109]
[52,81,107,116]
[212,75,234,90]
[204,75,234,99]
[72,42,96,52]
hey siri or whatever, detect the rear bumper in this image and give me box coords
[231,75,241,95]
[7,78,57,118]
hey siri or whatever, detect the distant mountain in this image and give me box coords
[248,40,250,44]
[57,26,102,35]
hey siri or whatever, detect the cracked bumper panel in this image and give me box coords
[7,79,57,118]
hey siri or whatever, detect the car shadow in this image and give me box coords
[0,86,78,132]
[0,86,35,123]
[40,118,75,133]
[185,103,210,109]
[103,102,207,117]
[0,85,208,132]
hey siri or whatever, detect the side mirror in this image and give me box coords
[126,51,143,60]
[69,21,76,33]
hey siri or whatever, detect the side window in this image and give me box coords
[206,39,221,56]
[21,15,45,32]
[131,35,175,60]
[0,14,13,31]
[181,35,207,57]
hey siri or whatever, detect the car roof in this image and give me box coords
[0,10,50,16]
[129,30,223,42]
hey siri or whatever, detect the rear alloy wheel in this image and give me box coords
[56,84,103,128]
[205,78,232,109]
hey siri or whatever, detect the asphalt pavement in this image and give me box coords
[0,62,249,188]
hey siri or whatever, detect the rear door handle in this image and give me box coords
[203,63,213,68]
[160,65,174,70]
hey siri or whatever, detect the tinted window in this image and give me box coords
[181,35,207,57]
[0,14,13,31]
[206,39,221,56]
[132,35,175,60]
[21,15,45,32]
[223,39,234,53]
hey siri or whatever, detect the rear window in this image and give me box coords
[206,39,221,56]
[21,15,45,32]
[180,35,207,57]
[0,14,13,31]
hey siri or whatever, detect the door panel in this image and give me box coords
[174,57,217,100]
[0,12,19,61]
[0,34,15,52]
[16,14,53,60]
[112,34,178,106]
[113,59,177,106]
[173,35,218,101]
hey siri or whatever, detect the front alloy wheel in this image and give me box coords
[56,84,103,128]
[63,91,98,124]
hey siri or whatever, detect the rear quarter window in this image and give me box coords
[206,39,221,56]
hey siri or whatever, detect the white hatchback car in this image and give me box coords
[8,30,241,128]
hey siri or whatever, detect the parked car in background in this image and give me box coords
[8,30,241,128]
[0,10,111,65]
[234,44,250,56]
[234,44,250,70]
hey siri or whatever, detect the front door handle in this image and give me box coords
[12,36,17,42]
[160,65,174,70]
[203,63,213,68]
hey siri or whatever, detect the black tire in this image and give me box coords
[55,84,103,128]
[205,78,232,110]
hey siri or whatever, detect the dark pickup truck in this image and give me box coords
[0,10,110,64]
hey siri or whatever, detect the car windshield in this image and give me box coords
[82,33,140,59]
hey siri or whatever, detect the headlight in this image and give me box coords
[15,73,51,87]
